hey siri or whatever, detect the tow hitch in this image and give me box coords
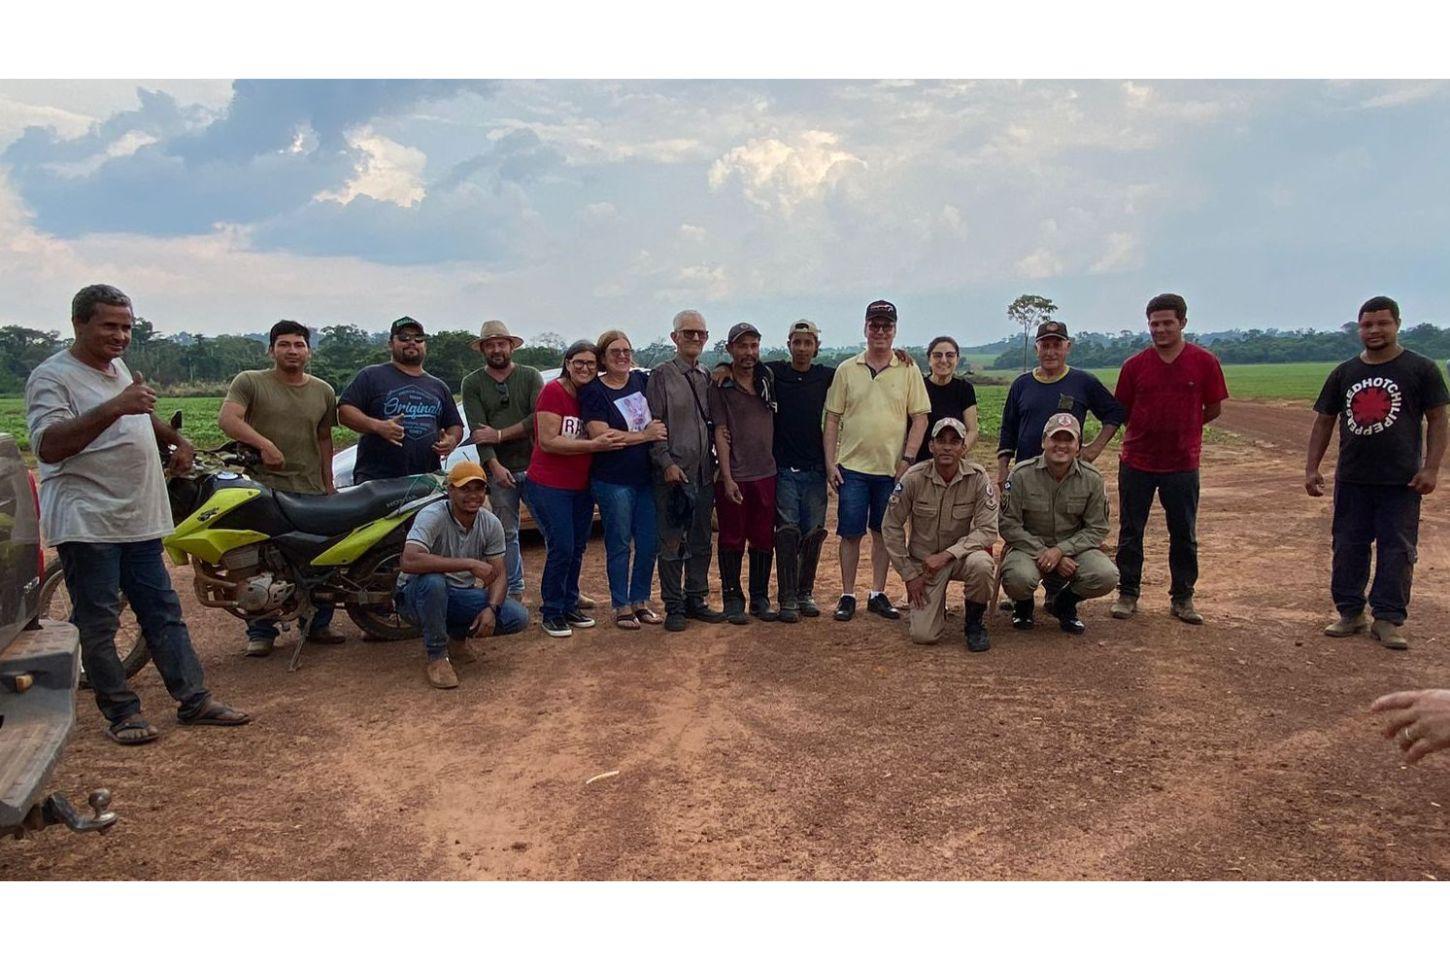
[6,789,118,838]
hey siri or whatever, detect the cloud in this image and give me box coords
[314,127,427,208]
[708,130,866,212]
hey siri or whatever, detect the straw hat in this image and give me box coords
[471,320,524,352]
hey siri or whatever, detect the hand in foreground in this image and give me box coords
[593,430,629,451]
[376,414,406,446]
[827,464,844,492]
[168,437,196,475]
[487,459,515,489]
[663,464,688,486]
[1371,689,1450,764]
[1053,555,1079,578]
[1035,546,1064,573]
[1305,469,1326,497]
[1408,467,1438,496]
[113,372,157,416]
[470,560,498,587]
[471,424,500,445]
[470,607,497,638]
[259,440,285,470]
[905,575,928,609]
[722,478,743,505]
[433,430,458,457]
[643,419,668,443]
[921,551,952,576]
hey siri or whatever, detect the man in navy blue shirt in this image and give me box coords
[996,320,1125,492]
[338,317,464,483]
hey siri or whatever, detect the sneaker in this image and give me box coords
[1170,598,1204,625]
[1110,595,1137,620]
[245,637,274,657]
[834,595,857,621]
[664,611,688,632]
[566,609,596,629]
[1371,619,1409,650]
[426,657,460,689]
[798,595,821,618]
[866,593,901,621]
[1011,599,1035,631]
[1324,610,1370,637]
[541,617,573,638]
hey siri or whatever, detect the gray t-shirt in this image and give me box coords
[397,499,506,589]
[25,351,173,546]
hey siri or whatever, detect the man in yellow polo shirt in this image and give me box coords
[823,299,930,621]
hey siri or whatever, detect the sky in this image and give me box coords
[1,78,1447,349]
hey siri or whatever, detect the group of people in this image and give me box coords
[21,284,1450,765]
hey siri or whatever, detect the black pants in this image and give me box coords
[1115,463,1199,601]
[1332,480,1420,625]
[654,475,716,613]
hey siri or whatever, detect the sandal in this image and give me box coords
[633,607,664,626]
[178,698,252,727]
[105,715,159,746]
[614,612,641,630]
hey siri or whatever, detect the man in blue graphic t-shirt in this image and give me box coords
[339,317,464,483]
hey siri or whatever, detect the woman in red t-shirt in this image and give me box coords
[525,341,627,637]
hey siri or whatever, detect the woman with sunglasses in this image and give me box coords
[580,330,668,630]
[525,341,628,637]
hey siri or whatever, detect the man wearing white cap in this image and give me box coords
[882,417,998,651]
[999,412,1118,634]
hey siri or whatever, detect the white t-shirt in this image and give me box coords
[25,351,173,545]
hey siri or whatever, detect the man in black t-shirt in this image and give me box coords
[1307,296,1449,650]
[338,317,464,483]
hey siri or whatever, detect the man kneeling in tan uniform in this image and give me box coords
[883,418,999,652]
[1000,412,1118,635]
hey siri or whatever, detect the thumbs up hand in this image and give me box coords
[112,371,157,416]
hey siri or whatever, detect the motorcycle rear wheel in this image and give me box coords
[38,558,151,688]
[343,545,420,641]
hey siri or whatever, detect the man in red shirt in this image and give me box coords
[1111,293,1229,624]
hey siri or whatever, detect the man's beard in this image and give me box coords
[486,353,510,369]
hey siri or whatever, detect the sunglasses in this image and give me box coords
[494,380,510,408]
[394,334,429,344]
[866,321,895,332]
[676,330,709,340]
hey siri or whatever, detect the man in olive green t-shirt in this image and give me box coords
[219,320,340,655]
[460,320,544,601]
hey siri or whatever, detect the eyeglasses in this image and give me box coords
[676,330,709,340]
[606,347,633,358]
[929,351,959,360]
[569,359,598,371]
[494,380,510,407]
[395,334,429,344]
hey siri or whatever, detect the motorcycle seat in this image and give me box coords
[273,476,441,537]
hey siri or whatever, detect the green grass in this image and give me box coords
[1088,359,1449,402]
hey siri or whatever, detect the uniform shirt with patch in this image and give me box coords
[881,458,999,582]
[998,455,1110,556]
[1314,349,1449,486]
[396,499,506,590]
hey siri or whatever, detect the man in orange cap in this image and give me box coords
[396,461,529,689]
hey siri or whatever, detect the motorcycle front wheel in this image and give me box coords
[38,558,151,688]
[343,545,421,641]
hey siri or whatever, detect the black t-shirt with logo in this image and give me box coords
[340,362,463,482]
[1314,350,1450,485]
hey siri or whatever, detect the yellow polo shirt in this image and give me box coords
[825,350,931,477]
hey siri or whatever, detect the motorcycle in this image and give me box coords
[162,420,446,671]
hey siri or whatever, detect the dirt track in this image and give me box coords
[5,399,1449,880]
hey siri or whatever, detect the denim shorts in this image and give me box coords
[837,467,896,538]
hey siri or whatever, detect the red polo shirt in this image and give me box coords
[1115,343,1229,473]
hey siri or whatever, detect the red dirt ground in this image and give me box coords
[4,399,1448,880]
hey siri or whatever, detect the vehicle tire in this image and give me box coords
[343,545,420,642]
[38,558,150,688]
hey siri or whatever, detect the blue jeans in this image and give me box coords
[57,539,210,724]
[488,469,528,597]
[776,466,828,536]
[836,467,896,538]
[591,479,658,610]
[396,573,528,659]
[246,603,335,643]
[522,478,594,620]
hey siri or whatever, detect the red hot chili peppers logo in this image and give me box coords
[1344,376,1402,435]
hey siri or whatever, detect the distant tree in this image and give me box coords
[535,331,568,352]
[1006,294,1058,372]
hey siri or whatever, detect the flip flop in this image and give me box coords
[105,715,159,746]
[633,607,664,625]
[178,698,252,727]
[614,612,641,630]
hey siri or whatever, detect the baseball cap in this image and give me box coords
[1034,320,1070,341]
[727,322,761,346]
[931,417,967,439]
[865,300,898,323]
[1042,412,1081,439]
[788,319,820,339]
[447,461,489,488]
[391,316,426,337]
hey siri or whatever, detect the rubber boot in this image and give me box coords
[748,548,779,621]
[774,526,801,623]
[797,528,827,618]
[964,601,990,653]
[719,548,748,625]
[1048,587,1086,635]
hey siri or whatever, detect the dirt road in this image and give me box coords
[5,400,1448,880]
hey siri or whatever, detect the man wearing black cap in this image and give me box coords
[338,317,464,483]
[996,319,1124,492]
[709,322,780,623]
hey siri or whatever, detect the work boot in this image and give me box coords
[1324,610,1370,637]
[775,526,801,623]
[577,593,597,611]
[719,549,748,625]
[1011,598,1035,630]
[1110,594,1137,620]
[798,529,827,617]
[426,657,459,689]
[664,611,688,632]
[245,637,274,657]
[1170,597,1204,625]
[748,548,779,621]
[1047,588,1086,635]
[1371,619,1409,651]
[446,639,479,664]
[684,597,726,623]
[964,601,990,653]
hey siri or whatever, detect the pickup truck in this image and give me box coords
[0,431,116,838]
